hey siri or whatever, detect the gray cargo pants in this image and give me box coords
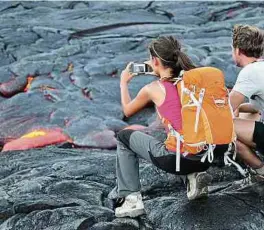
[112,129,211,198]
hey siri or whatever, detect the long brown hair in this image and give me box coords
[148,36,196,81]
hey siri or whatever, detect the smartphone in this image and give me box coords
[130,63,152,74]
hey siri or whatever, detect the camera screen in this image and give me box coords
[133,64,146,73]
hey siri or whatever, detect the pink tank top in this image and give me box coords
[156,81,182,133]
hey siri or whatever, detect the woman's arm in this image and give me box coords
[120,83,151,117]
[120,63,152,117]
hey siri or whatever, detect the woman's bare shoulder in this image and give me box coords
[145,80,165,105]
[147,80,160,89]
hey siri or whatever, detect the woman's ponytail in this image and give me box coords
[148,36,196,81]
[177,51,196,71]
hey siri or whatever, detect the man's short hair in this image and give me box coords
[232,24,264,58]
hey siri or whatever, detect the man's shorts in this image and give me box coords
[253,121,264,153]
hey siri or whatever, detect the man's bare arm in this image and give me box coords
[229,90,245,112]
[238,103,259,113]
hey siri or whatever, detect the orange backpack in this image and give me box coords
[162,67,237,172]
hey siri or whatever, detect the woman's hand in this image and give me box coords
[120,62,137,85]
[144,60,158,77]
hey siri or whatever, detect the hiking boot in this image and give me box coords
[115,192,145,218]
[108,186,118,200]
[186,172,213,201]
[114,197,125,209]
[252,174,264,182]
[250,168,264,183]
[242,168,264,186]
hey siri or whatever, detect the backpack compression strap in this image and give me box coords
[168,124,184,172]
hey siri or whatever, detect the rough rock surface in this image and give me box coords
[0,147,263,230]
[1,1,264,148]
[0,1,264,229]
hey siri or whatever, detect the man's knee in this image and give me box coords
[117,129,136,148]
[236,140,253,156]
[234,118,256,146]
[236,140,247,153]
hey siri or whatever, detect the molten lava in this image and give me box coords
[24,75,34,92]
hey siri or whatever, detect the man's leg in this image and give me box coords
[234,118,257,147]
[236,140,263,169]
[234,118,264,171]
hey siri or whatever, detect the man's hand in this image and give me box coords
[234,108,240,117]
[233,103,260,120]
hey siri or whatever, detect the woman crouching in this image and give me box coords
[110,36,213,218]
